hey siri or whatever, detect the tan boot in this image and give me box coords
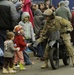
[71,56,74,67]
[41,60,49,69]
[9,68,16,73]
[3,68,9,74]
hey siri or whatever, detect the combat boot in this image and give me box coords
[3,68,9,74]
[19,63,26,70]
[71,56,74,67]
[41,60,49,69]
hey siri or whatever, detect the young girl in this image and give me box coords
[3,31,20,74]
[19,12,35,42]
[19,12,36,56]
[13,25,28,70]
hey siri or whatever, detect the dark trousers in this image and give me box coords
[0,30,6,68]
[3,57,14,68]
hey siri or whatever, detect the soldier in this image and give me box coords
[35,9,74,69]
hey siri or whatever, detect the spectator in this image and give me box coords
[55,1,72,21]
[13,25,27,70]
[22,0,34,27]
[32,3,42,16]
[3,31,20,74]
[0,0,18,69]
[71,7,74,45]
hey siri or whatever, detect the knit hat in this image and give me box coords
[22,12,30,20]
[14,25,22,33]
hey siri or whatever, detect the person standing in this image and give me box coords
[13,25,27,70]
[0,0,18,69]
[3,31,20,74]
[55,1,72,21]
[22,0,34,27]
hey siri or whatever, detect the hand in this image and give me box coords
[17,47,20,51]
[66,31,71,34]
[27,43,31,47]
[32,41,39,48]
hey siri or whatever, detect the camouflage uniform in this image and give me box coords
[37,14,74,68]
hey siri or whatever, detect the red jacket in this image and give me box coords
[14,35,26,51]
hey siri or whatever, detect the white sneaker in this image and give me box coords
[9,68,16,73]
[3,68,9,74]
[15,65,20,68]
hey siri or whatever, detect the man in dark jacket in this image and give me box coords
[0,0,18,68]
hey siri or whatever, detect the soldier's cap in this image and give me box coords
[42,9,53,17]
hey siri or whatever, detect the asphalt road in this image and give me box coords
[0,57,74,75]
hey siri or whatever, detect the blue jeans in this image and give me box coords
[23,50,32,65]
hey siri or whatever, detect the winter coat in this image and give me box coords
[55,6,72,20]
[0,0,18,30]
[4,40,18,57]
[19,21,35,42]
[14,34,26,51]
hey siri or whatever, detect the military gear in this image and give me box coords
[42,9,53,16]
[37,16,74,67]
[41,60,49,69]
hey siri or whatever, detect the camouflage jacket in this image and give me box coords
[37,16,73,43]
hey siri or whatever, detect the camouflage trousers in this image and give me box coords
[43,33,74,64]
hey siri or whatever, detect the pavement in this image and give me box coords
[1,57,74,75]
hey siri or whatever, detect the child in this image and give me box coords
[3,31,20,74]
[19,12,35,42]
[19,12,36,56]
[13,25,28,70]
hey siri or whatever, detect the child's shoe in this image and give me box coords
[9,68,16,73]
[13,65,17,70]
[3,68,9,74]
[19,63,26,70]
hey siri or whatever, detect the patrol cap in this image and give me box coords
[42,9,53,17]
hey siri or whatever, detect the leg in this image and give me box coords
[8,57,16,73]
[41,43,50,69]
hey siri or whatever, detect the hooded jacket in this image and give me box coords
[0,0,18,30]
[19,12,35,42]
[22,0,34,27]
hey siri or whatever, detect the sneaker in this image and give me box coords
[3,68,9,74]
[15,64,20,68]
[19,63,26,70]
[9,68,16,73]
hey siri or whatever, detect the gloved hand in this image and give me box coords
[32,41,39,48]
[66,31,71,34]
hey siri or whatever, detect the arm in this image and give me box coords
[10,2,18,28]
[60,18,73,32]
[10,41,18,51]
